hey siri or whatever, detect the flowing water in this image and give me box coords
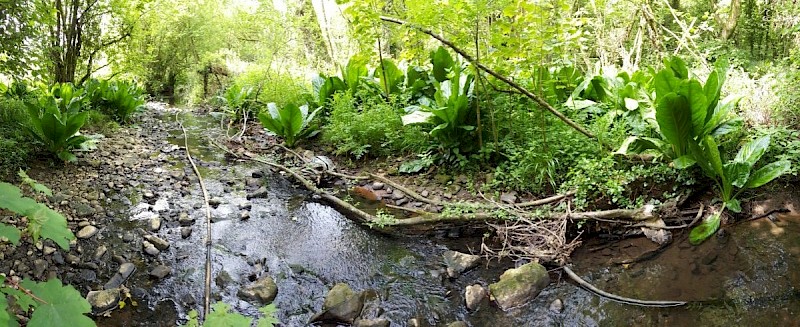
[97,109,800,326]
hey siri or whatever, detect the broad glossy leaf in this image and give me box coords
[654,70,680,101]
[723,162,751,188]
[735,135,770,167]
[624,97,639,110]
[703,136,723,178]
[342,59,368,92]
[689,212,721,245]
[664,56,689,79]
[704,95,740,136]
[655,93,691,156]
[710,118,743,137]
[431,47,455,82]
[673,155,696,169]
[726,199,742,213]
[23,279,94,327]
[745,160,791,189]
[279,103,303,143]
[688,139,715,178]
[0,223,21,245]
[681,79,706,136]
[375,59,404,94]
[205,302,252,327]
[614,136,660,155]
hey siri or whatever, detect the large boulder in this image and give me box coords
[238,276,277,304]
[443,250,481,278]
[488,262,550,310]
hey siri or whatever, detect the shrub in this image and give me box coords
[84,79,146,123]
[324,92,426,158]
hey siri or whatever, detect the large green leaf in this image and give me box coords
[342,59,367,93]
[431,47,455,82]
[689,212,721,245]
[279,103,303,142]
[681,79,707,136]
[22,279,94,327]
[745,160,791,189]
[0,223,21,245]
[687,139,715,178]
[664,56,689,79]
[25,204,75,250]
[655,93,692,156]
[723,162,751,189]
[0,182,39,213]
[375,59,404,94]
[735,135,770,167]
[703,136,724,179]
[258,104,284,135]
[204,302,252,327]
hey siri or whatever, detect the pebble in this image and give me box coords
[181,227,192,239]
[76,226,99,239]
[144,235,170,251]
[240,211,250,220]
[178,212,194,226]
[149,265,172,279]
[149,217,162,231]
[94,245,107,260]
[372,182,385,190]
[549,298,564,313]
[142,241,160,256]
[42,246,56,256]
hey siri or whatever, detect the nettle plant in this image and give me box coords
[1,171,94,327]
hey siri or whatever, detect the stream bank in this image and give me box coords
[4,103,799,326]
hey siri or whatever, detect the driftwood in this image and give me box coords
[562,266,687,307]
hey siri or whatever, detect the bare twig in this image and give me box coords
[178,112,213,318]
[562,266,687,307]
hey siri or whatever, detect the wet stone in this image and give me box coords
[181,227,192,239]
[144,235,170,251]
[447,322,468,327]
[355,318,390,327]
[122,232,135,242]
[240,210,250,220]
[465,284,487,311]
[149,217,162,231]
[149,265,171,279]
[372,182,385,190]
[178,212,194,226]
[42,246,56,256]
[76,226,99,239]
[443,250,481,278]
[238,276,277,304]
[549,298,564,313]
[87,288,121,314]
[142,241,160,256]
[94,245,107,260]
[74,203,96,217]
[33,259,47,277]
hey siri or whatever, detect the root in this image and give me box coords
[562,266,687,307]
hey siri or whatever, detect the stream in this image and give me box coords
[90,105,800,326]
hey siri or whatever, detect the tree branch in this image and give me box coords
[379,16,611,151]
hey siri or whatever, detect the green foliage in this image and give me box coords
[687,135,790,244]
[24,83,89,162]
[216,84,256,123]
[184,303,279,327]
[0,181,75,250]
[258,103,321,147]
[19,279,94,327]
[561,156,693,210]
[324,92,426,158]
[689,212,721,245]
[615,57,742,162]
[83,79,146,123]
[0,179,92,327]
[0,97,34,177]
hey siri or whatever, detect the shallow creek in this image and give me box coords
[95,108,800,326]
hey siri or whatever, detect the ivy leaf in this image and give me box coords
[257,304,280,327]
[0,223,21,245]
[22,279,94,327]
[205,302,252,327]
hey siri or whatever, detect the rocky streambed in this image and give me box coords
[4,103,800,326]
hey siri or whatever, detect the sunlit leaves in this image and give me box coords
[0,182,75,250]
[21,279,94,327]
[204,302,252,327]
[689,212,721,245]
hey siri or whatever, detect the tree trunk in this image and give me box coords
[720,0,742,41]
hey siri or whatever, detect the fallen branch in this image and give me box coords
[562,266,687,307]
[178,114,213,318]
